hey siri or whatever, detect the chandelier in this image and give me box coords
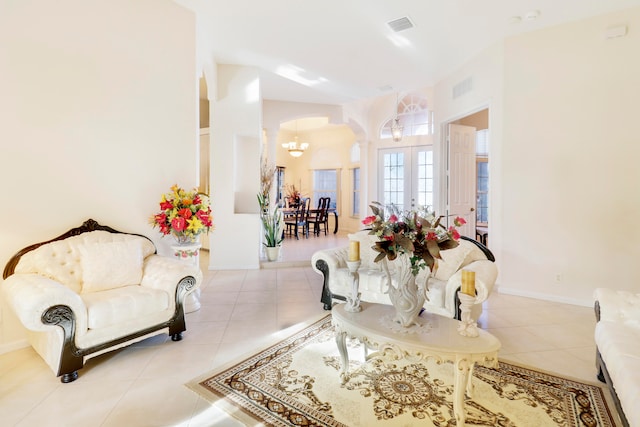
[282,137,309,157]
[282,120,309,157]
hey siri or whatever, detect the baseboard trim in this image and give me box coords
[497,286,592,307]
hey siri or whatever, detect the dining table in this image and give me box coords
[282,206,338,234]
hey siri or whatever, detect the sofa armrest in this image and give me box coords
[594,288,640,323]
[444,260,498,315]
[140,255,203,296]
[2,273,87,332]
[311,247,349,275]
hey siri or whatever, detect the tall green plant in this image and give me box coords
[261,206,284,247]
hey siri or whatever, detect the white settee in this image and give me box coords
[594,288,639,427]
[312,230,497,320]
[1,219,202,383]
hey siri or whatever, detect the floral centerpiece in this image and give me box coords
[362,202,466,327]
[150,184,213,244]
[362,202,465,275]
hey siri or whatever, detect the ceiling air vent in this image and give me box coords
[387,16,414,33]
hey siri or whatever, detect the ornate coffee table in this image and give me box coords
[332,302,501,426]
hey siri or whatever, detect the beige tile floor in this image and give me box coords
[0,234,616,426]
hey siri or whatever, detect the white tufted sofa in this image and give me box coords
[594,288,639,427]
[312,230,498,320]
[1,219,202,383]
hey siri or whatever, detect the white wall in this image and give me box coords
[435,6,640,306]
[0,0,197,353]
[208,65,262,269]
[500,8,640,304]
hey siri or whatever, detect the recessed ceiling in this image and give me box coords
[177,0,640,105]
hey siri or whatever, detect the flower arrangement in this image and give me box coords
[284,183,302,207]
[362,202,466,276]
[150,184,213,244]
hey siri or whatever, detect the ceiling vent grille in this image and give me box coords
[387,16,414,32]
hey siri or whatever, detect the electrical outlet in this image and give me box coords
[555,274,562,283]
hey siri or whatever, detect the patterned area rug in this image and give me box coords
[187,315,618,426]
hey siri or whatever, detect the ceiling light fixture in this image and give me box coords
[281,120,309,157]
[391,93,403,142]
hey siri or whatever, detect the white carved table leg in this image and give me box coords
[335,330,349,384]
[454,358,472,426]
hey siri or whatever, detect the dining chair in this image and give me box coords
[285,197,310,239]
[310,197,330,236]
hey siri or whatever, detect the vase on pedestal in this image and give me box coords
[384,253,427,328]
[170,239,202,313]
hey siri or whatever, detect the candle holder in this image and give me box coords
[344,260,362,312]
[457,291,479,337]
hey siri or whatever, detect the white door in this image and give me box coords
[448,124,476,238]
[378,146,434,213]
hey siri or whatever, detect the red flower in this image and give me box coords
[426,231,438,241]
[193,195,202,205]
[177,208,192,219]
[160,200,174,210]
[389,214,398,223]
[196,210,212,227]
[362,215,376,226]
[171,217,186,232]
[159,223,170,235]
[448,226,461,240]
[383,234,395,241]
[454,216,466,227]
[154,213,167,224]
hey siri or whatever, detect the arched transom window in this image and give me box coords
[380,92,433,139]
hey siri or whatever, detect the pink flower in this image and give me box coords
[362,215,376,226]
[388,214,398,223]
[454,216,466,227]
[171,217,186,232]
[448,226,460,240]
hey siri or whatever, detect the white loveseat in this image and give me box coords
[1,219,202,383]
[312,230,497,320]
[594,288,639,427]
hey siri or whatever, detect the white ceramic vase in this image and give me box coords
[265,246,280,262]
[384,253,427,328]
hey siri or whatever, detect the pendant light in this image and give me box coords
[391,93,403,142]
[282,120,309,157]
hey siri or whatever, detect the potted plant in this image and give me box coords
[261,206,284,261]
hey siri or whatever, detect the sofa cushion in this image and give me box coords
[82,285,170,330]
[79,240,144,293]
[594,320,640,427]
[433,242,472,281]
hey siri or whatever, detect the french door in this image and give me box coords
[378,145,433,213]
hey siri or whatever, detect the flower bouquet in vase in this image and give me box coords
[150,185,213,313]
[362,202,465,327]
